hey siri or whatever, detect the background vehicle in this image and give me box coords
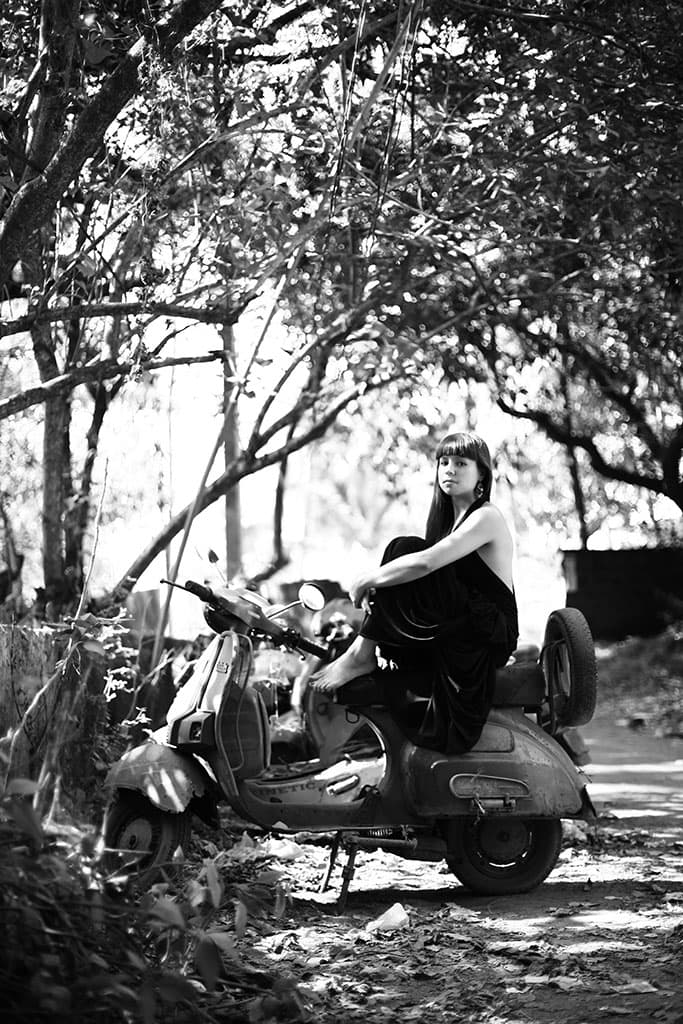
[104,579,597,903]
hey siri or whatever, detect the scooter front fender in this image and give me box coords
[105,740,213,814]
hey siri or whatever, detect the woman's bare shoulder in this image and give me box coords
[480,503,513,539]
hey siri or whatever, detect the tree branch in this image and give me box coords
[661,423,683,507]
[108,378,389,601]
[0,352,227,421]
[496,395,668,495]
[502,312,669,463]
[0,297,248,340]
[0,0,227,283]
[562,336,665,460]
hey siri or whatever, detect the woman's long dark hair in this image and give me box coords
[424,432,493,544]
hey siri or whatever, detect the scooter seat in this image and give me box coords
[335,663,546,710]
[493,662,546,707]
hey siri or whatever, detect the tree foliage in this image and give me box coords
[0,0,681,611]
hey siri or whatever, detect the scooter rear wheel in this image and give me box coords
[446,817,563,895]
[543,607,597,728]
[104,790,191,885]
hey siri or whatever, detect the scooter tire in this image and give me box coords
[446,817,563,895]
[543,608,597,728]
[104,790,191,885]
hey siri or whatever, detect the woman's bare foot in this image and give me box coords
[311,637,378,693]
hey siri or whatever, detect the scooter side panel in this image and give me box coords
[233,711,429,831]
[403,710,587,818]
[104,740,214,813]
[231,785,426,832]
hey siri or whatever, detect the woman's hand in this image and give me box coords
[348,572,376,612]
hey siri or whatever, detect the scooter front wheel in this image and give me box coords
[446,817,562,895]
[104,790,191,885]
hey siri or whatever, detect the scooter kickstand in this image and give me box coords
[320,832,341,894]
[336,840,358,914]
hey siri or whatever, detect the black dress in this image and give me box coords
[337,530,519,754]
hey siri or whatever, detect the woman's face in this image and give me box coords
[437,453,481,500]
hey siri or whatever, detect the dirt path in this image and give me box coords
[234,715,683,1024]
[582,713,683,837]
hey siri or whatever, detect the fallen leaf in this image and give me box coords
[205,859,224,908]
[234,899,248,940]
[551,976,583,991]
[615,979,659,994]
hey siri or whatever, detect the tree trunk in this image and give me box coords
[566,444,590,550]
[247,434,293,586]
[64,383,111,593]
[222,318,242,580]
[559,359,591,548]
[31,322,74,612]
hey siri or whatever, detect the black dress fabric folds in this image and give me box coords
[338,532,519,754]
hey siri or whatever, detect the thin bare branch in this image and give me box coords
[0,298,248,340]
[108,376,392,601]
[0,352,227,421]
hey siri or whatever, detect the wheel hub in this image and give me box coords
[477,819,530,862]
[118,816,153,852]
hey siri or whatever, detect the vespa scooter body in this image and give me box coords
[105,581,597,896]
[108,632,592,826]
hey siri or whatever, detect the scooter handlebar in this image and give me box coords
[179,579,330,659]
[290,633,330,661]
[183,580,216,603]
[183,579,264,627]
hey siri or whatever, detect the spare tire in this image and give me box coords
[542,608,597,728]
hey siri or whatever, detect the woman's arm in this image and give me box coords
[349,506,503,605]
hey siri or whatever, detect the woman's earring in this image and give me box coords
[475,481,484,498]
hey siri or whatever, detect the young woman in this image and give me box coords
[311,431,519,754]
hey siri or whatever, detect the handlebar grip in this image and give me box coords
[184,579,215,603]
[296,635,330,661]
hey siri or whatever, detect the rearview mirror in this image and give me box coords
[298,583,325,612]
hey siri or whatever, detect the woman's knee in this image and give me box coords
[381,535,426,564]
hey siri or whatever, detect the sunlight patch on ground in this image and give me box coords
[608,808,671,818]
[588,761,683,775]
[562,905,683,934]
[589,782,683,804]
[538,939,646,954]
[589,782,683,795]
[484,904,683,941]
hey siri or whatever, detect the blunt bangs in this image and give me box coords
[436,432,485,463]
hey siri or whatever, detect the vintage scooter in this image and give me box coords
[104,578,598,902]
